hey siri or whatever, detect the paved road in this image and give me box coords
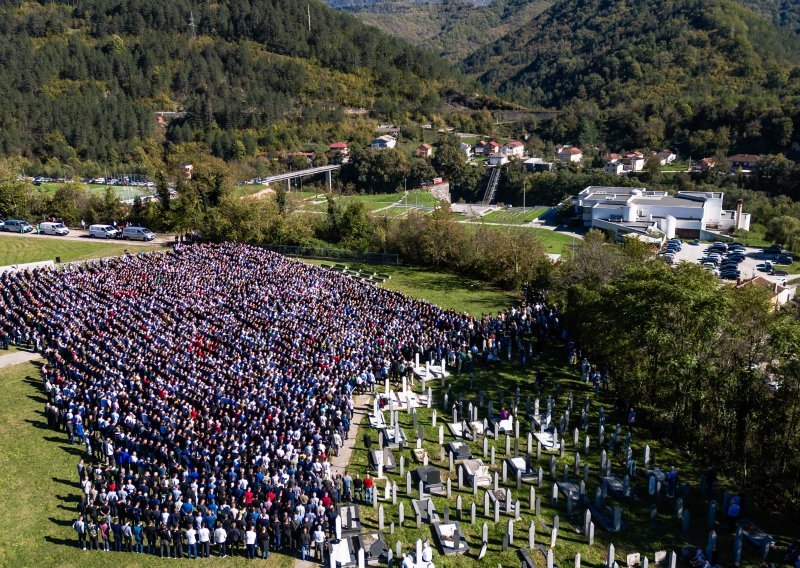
[0,229,173,246]
[0,350,42,368]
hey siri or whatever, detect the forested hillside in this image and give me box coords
[463,0,800,155]
[326,0,552,62]
[741,0,800,33]
[0,0,459,170]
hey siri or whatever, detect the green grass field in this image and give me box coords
[297,191,442,213]
[304,260,515,316]
[36,182,152,201]
[480,208,547,224]
[461,224,579,255]
[0,235,145,267]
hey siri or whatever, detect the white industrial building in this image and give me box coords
[575,186,751,240]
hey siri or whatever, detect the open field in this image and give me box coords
[480,208,547,224]
[303,260,515,316]
[35,182,153,201]
[0,360,295,568]
[0,235,138,266]
[461,223,579,255]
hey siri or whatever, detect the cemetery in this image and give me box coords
[339,339,789,568]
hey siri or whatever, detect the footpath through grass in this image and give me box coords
[0,235,140,267]
[0,361,295,568]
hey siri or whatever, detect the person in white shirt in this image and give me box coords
[245,526,257,559]
[197,524,211,558]
[214,525,228,558]
[185,526,198,559]
[313,525,326,561]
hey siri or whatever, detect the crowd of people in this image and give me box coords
[0,243,564,560]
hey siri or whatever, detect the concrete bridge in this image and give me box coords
[258,164,341,190]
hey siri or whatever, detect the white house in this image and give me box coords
[556,145,583,163]
[575,186,751,240]
[371,135,397,149]
[623,152,646,172]
[487,153,508,166]
[460,143,473,158]
[655,150,677,166]
[604,161,625,175]
[502,140,525,158]
[524,157,554,172]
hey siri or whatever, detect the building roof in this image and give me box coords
[728,154,761,163]
[372,135,396,144]
[735,276,790,295]
[630,196,705,208]
[417,143,432,150]
[506,141,524,148]
[559,147,583,155]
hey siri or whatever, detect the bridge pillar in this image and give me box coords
[286,179,291,192]
[326,169,332,191]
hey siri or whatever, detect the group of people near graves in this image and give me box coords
[0,243,568,561]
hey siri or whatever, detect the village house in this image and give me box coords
[728,154,762,172]
[502,140,525,158]
[329,142,349,161]
[460,143,473,158]
[475,140,500,156]
[370,135,397,149]
[414,143,433,158]
[524,157,554,172]
[655,150,677,166]
[556,145,583,163]
[487,153,508,166]
[735,276,796,308]
[692,157,716,172]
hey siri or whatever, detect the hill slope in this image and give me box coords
[326,0,552,62]
[0,0,459,168]
[463,0,800,154]
[740,0,800,33]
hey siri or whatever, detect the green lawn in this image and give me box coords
[480,208,547,224]
[345,344,795,568]
[0,235,146,267]
[304,260,515,316]
[730,223,772,248]
[36,182,152,201]
[0,361,295,568]
[462,224,579,255]
[297,191,441,213]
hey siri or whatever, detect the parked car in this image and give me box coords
[122,226,156,241]
[764,244,783,255]
[39,221,69,236]
[772,270,789,277]
[776,255,793,265]
[2,219,34,233]
[88,224,119,239]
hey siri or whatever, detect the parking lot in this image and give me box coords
[670,242,792,284]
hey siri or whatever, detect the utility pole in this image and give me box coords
[307,5,311,32]
[523,180,526,212]
[188,11,197,39]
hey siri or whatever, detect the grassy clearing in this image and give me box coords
[0,235,144,266]
[346,344,794,568]
[480,208,548,224]
[0,361,295,568]
[303,260,515,316]
[731,223,772,248]
[461,224,579,255]
[36,182,152,201]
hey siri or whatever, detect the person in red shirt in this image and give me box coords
[363,473,374,503]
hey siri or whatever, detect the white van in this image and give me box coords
[89,224,119,239]
[39,222,70,236]
[122,226,156,241]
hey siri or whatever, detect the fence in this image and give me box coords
[261,245,399,265]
